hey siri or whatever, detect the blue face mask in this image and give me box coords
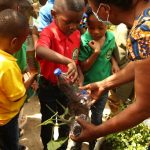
[92,3,111,25]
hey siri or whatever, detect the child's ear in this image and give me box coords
[10,37,18,50]
[51,9,57,19]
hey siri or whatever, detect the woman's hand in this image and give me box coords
[80,81,106,104]
[70,117,98,142]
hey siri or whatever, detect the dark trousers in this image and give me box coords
[37,76,69,150]
[0,114,19,150]
[89,92,108,150]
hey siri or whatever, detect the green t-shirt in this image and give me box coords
[13,42,27,73]
[79,30,116,85]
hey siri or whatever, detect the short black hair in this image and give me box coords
[89,0,136,10]
[0,9,29,38]
[0,0,19,11]
[86,7,93,23]
[86,7,106,27]
[18,0,37,19]
[54,0,85,12]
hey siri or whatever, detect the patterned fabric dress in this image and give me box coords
[127,8,150,60]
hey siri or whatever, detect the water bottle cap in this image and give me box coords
[54,68,62,76]
[81,90,87,95]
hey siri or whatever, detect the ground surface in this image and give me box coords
[19,96,43,150]
[19,96,91,150]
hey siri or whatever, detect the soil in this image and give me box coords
[19,96,43,150]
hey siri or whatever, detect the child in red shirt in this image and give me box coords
[36,0,85,149]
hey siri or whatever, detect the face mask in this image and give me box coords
[92,3,111,25]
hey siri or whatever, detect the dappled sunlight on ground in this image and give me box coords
[27,113,42,119]
[19,96,43,150]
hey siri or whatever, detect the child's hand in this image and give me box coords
[67,60,78,82]
[112,63,120,74]
[111,57,120,74]
[23,72,38,89]
[88,40,101,54]
[31,80,39,91]
[89,37,105,54]
[77,75,84,87]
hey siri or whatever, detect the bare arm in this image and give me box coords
[32,26,39,47]
[36,46,78,80]
[71,57,150,142]
[80,52,99,72]
[71,98,150,142]
[77,64,84,86]
[36,46,73,65]
[81,61,135,101]
[80,39,104,72]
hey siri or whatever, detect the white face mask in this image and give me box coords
[92,3,111,25]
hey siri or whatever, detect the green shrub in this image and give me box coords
[104,123,150,150]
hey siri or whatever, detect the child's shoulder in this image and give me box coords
[105,30,115,41]
[40,21,56,37]
[81,30,92,43]
[0,54,16,71]
[106,30,115,37]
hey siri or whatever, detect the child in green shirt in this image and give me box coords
[78,7,119,150]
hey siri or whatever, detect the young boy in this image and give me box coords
[14,0,38,140]
[78,8,119,150]
[0,0,18,11]
[38,0,54,32]
[36,0,85,149]
[0,9,36,150]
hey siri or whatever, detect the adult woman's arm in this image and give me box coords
[71,57,150,142]
[81,61,135,101]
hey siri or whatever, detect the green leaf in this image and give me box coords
[104,122,150,149]
[46,104,56,114]
[47,137,68,150]
[60,107,69,118]
[38,112,58,126]
[56,99,66,111]
[39,119,54,126]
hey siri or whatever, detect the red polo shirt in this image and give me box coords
[36,21,80,84]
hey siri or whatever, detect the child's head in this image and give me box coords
[18,0,37,20]
[52,0,85,35]
[0,9,29,54]
[86,7,107,41]
[0,0,19,11]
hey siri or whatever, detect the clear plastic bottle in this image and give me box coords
[54,68,91,111]
[54,68,91,133]
[54,68,81,102]
[54,68,91,149]
[70,114,86,137]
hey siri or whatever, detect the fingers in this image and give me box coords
[72,71,78,82]
[67,68,78,83]
[70,133,82,142]
[70,117,87,142]
[88,99,97,106]
[67,61,78,82]
[88,40,95,49]
[80,83,100,102]
[67,67,76,78]
[76,117,87,128]
[80,83,97,90]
